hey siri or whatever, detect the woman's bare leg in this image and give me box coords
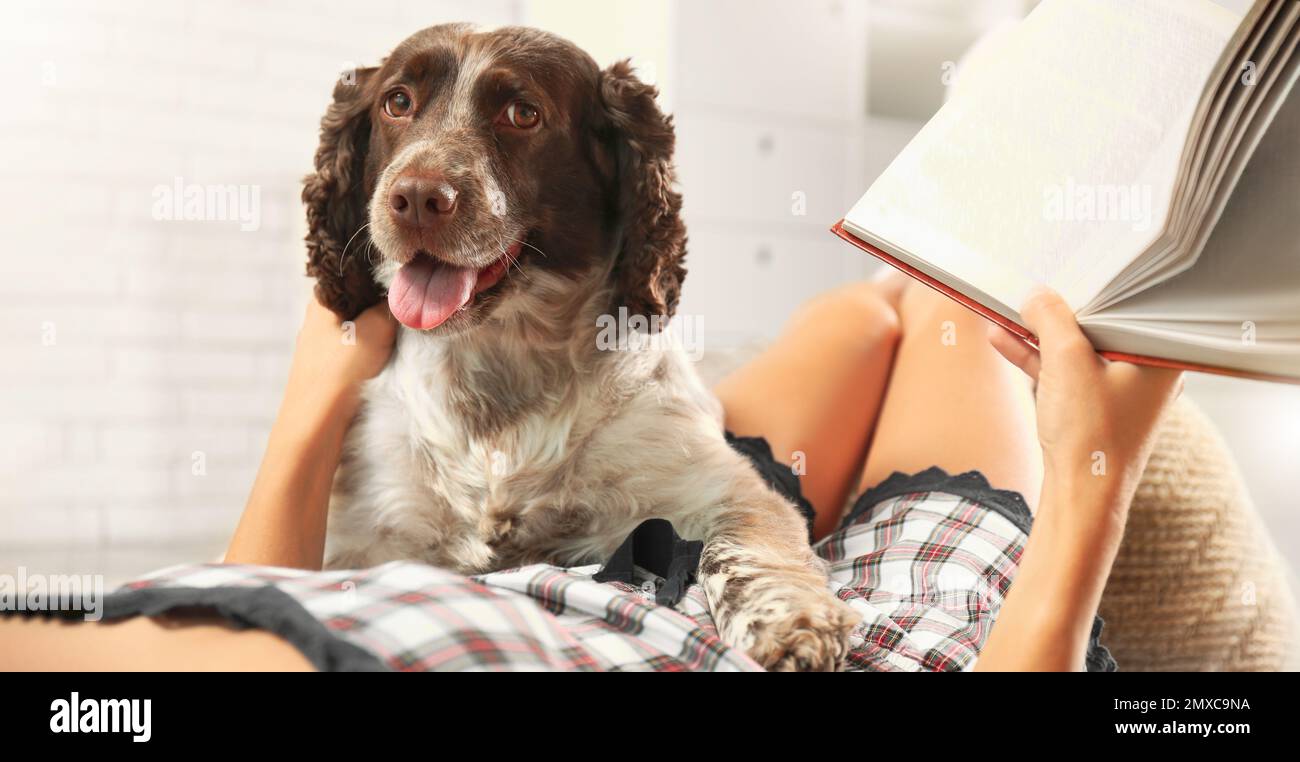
[0,614,315,672]
[859,280,1043,510]
[714,277,903,539]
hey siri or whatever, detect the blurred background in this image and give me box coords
[1,0,1295,585]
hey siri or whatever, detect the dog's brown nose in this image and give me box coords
[389,173,458,228]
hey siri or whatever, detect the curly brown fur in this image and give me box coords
[302,68,383,319]
[598,59,688,323]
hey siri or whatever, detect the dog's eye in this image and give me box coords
[384,90,414,118]
[502,101,541,129]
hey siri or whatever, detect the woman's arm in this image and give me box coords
[225,298,397,570]
[975,289,1182,670]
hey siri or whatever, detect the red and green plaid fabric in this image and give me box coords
[122,490,1025,672]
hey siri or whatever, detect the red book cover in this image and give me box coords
[831,220,1299,385]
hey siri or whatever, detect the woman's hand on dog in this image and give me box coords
[293,296,399,396]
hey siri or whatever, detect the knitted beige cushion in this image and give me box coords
[1100,397,1299,671]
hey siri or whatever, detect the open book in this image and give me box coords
[836,0,1300,383]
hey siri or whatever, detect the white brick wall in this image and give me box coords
[0,0,520,570]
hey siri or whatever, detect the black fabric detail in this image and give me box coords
[850,466,1117,673]
[725,430,815,540]
[98,585,388,672]
[593,518,702,606]
[848,465,1034,535]
[1086,616,1118,672]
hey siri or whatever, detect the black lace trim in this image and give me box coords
[849,466,1034,535]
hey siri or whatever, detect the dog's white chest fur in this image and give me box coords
[323,318,730,574]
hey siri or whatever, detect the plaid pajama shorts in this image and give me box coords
[91,457,1115,672]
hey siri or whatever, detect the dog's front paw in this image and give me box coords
[737,586,859,672]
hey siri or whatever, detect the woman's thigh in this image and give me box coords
[859,281,1043,510]
[714,280,902,539]
[0,614,315,671]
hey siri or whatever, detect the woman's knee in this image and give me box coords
[897,279,1001,351]
[786,281,902,353]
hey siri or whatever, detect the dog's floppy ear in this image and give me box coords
[302,66,381,320]
[599,60,687,327]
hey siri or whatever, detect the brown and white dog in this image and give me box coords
[302,24,857,670]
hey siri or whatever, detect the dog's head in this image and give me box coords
[302,24,686,335]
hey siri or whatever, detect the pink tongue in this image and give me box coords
[387,256,478,330]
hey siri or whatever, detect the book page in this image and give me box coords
[1085,73,1300,342]
[1091,0,1298,311]
[844,0,1242,313]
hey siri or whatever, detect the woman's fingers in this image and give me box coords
[1018,286,1101,369]
[987,322,1042,381]
[356,301,398,339]
[1019,287,1080,346]
[990,286,1108,382]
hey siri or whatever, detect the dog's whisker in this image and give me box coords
[505,235,548,259]
[498,242,532,283]
[495,239,532,283]
[339,222,372,276]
